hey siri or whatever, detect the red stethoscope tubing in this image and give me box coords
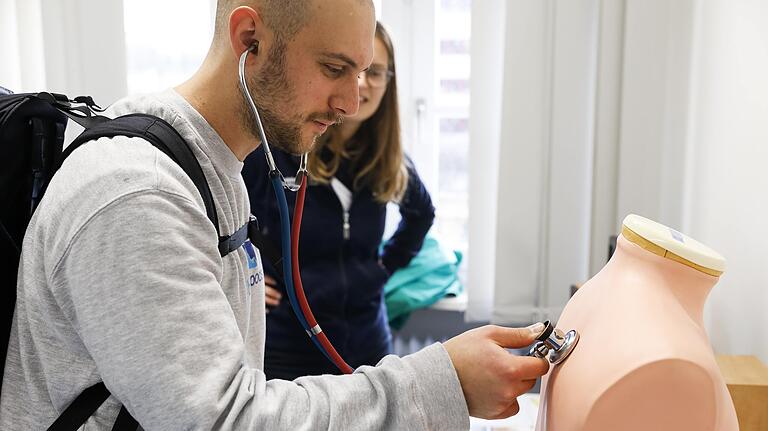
[291,174,354,374]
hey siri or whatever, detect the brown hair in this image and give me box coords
[308,22,408,204]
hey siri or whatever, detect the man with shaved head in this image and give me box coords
[0,1,549,429]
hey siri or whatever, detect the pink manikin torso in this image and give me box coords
[535,234,738,431]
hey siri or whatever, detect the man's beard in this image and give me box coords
[239,39,343,156]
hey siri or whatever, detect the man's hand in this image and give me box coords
[443,323,549,419]
[264,275,281,312]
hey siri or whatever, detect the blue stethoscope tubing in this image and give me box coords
[239,45,353,374]
[269,173,331,361]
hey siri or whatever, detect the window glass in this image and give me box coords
[123,0,214,95]
[433,0,471,262]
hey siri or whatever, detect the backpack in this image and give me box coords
[0,90,279,430]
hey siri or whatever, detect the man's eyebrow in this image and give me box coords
[322,52,359,70]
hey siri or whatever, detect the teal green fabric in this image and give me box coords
[383,236,464,330]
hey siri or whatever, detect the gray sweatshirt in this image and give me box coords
[0,90,469,430]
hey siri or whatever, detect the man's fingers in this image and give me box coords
[511,356,551,380]
[488,323,545,349]
[507,378,537,396]
[493,399,520,420]
[520,378,538,390]
[491,380,538,419]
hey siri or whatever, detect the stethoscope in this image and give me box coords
[239,43,579,373]
[529,320,580,365]
[238,43,353,374]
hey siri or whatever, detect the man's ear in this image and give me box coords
[229,6,266,60]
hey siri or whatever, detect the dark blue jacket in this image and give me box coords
[242,145,434,379]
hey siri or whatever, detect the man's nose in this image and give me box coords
[330,76,360,117]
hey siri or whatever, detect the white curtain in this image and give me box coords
[465,0,505,322]
[466,0,598,325]
[0,0,46,92]
[0,0,127,102]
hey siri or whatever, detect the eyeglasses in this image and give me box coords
[359,66,394,88]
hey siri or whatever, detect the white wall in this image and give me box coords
[687,0,768,363]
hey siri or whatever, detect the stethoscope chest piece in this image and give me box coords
[529,320,580,365]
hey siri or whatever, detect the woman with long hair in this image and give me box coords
[242,22,434,380]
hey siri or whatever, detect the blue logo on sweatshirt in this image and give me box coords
[243,239,263,292]
[243,240,258,269]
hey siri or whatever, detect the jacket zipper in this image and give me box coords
[342,211,351,240]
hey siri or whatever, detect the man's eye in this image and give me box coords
[368,69,385,78]
[325,64,344,76]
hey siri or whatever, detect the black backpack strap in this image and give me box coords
[47,383,138,431]
[47,382,110,431]
[112,405,139,431]
[220,215,284,281]
[219,219,250,257]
